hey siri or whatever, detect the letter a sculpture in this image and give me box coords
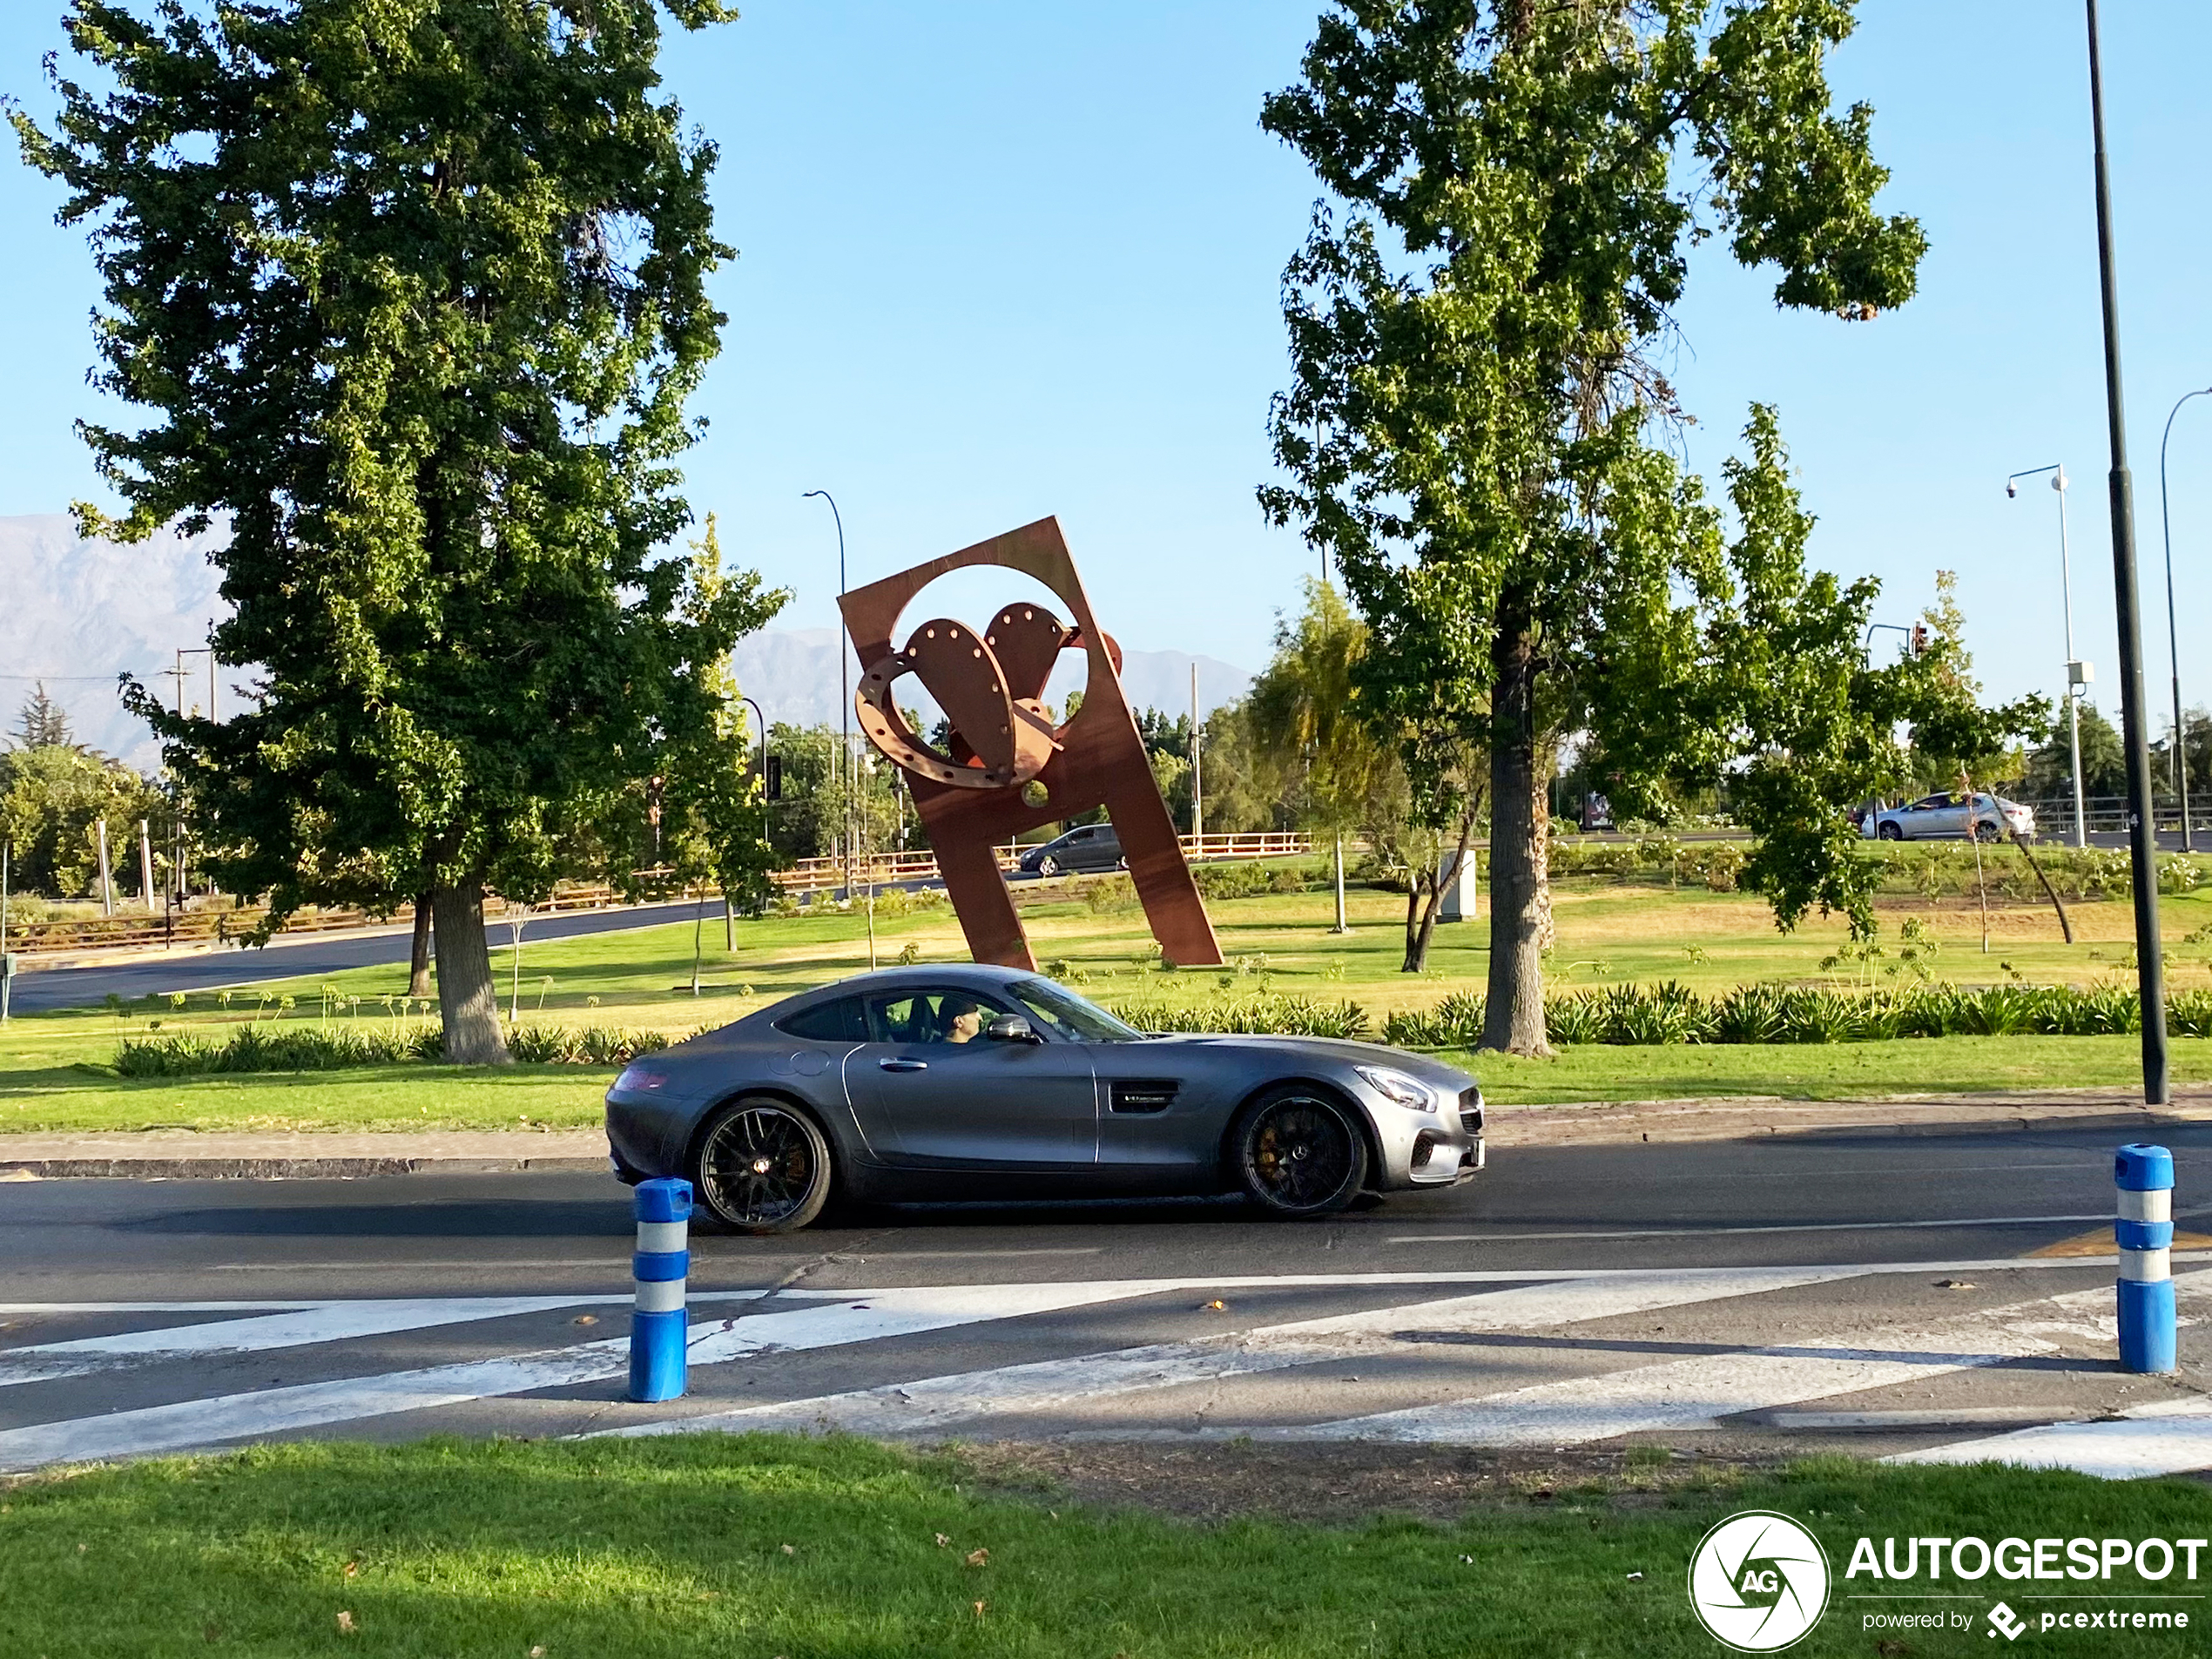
[839,516,1224,971]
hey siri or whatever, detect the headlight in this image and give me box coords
[1356,1065,1437,1112]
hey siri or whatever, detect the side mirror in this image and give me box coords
[984,1015,1042,1044]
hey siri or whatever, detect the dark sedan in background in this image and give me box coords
[605,965,1485,1232]
[1015,822,1124,877]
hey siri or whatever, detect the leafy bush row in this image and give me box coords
[1381,981,2212,1048]
[1102,994,1371,1040]
[113,1023,673,1076]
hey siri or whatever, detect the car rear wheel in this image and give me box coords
[1231,1086,1369,1218]
[692,1098,833,1234]
[1973,819,2000,841]
[1878,822,1904,841]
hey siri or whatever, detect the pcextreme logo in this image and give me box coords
[1687,1510,1831,1652]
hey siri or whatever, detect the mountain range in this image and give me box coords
[0,514,1250,772]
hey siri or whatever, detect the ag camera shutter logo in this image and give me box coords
[1688,1510,1831,1651]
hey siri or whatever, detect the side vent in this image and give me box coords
[1109,1080,1180,1114]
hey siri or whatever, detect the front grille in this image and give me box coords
[1459,1085,1484,1136]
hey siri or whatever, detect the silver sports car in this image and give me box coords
[604,964,1485,1232]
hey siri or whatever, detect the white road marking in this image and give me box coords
[1889,1399,2212,1479]
[0,1298,596,1388]
[607,1266,1868,1440]
[1271,1278,2210,1449]
[1391,1214,2114,1244]
[0,1280,1304,1471]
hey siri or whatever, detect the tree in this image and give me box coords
[1259,2,1925,1051]
[18,0,757,1062]
[0,745,171,899]
[11,685,74,752]
[2025,702,2127,804]
[1595,409,2046,938]
[1249,580,1425,946]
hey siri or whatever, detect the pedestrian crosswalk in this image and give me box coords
[3,1262,2208,1480]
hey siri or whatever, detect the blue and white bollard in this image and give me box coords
[2115,1143,2176,1375]
[629,1177,692,1402]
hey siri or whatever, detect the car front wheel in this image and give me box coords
[692,1098,834,1234]
[1878,822,1904,841]
[1231,1086,1369,1218]
[1037,854,1060,877]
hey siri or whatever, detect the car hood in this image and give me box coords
[1140,1033,1479,1095]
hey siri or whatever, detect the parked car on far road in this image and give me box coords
[1863,791,2034,842]
[1017,822,1125,877]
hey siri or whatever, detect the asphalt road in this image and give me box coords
[5,1123,2209,1476]
[5,899,714,1014]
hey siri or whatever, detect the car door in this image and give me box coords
[1902,793,1950,838]
[1086,1039,1231,1187]
[844,986,1098,1171]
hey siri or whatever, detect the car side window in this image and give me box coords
[775,997,866,1042]
[867,988,1010,1045]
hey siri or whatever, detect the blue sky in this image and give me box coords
[3,1,2209,725]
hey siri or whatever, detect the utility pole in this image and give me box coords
[138,819,154,913]
[96,817,113,916]
[2085,0,2168,1104]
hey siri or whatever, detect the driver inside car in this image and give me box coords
[941,996,983,1044]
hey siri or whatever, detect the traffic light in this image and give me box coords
[1910,623,1929,657]
[765,754,782,801]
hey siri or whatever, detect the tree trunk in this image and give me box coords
[1403,810,1478,974]
[1481,589,1554,1055]
[1532,771,1555,953]
[407,892,433,999]
[430,880,509,1064]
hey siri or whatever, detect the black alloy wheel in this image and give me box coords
[693,1099,833,1234]
[1232,1088,1369,1218]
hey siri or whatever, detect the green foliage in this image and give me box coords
[113,1022,672,1076]
[1102,994,1370,1040]
[2024,700,2129,801]
[0,743,172,899]
[1255,3,1951,1029]
[15,0,768,949]
[1381,980,2212,1049]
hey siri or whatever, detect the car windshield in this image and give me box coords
[1009,978,1142,1043]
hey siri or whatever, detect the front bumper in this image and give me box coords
[1378,1084,1486,1187]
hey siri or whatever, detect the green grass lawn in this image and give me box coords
[3,1434,2207,1657]
[6,875,2209,1134]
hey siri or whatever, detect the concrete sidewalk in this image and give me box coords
[2,1087,2207,1179]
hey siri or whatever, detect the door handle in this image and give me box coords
[878,1057,928,1072]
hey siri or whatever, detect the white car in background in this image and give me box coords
[1864,791,2034,842]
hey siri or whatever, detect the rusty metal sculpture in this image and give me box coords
[839,516,1224,972]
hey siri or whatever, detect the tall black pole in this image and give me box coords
[2085,0,2168,1104]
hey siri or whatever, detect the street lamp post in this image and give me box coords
[803,489,852,901]
[2007,465,2088,848]
[734,693,770,949]
[2158,386,2209,853]
[2084,0,2168,1105]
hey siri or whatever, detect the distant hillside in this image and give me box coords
[732,627,1251,729]
[0,514,1252,772]
[0,514,228,771]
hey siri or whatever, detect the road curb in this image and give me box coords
[0,1154,610,1179]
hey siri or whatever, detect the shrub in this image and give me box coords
[114,1022,672,1075]
[1103,994,1369,1040]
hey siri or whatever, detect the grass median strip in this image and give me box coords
[6,877,2212,1134]
[3,1435,2209,1656]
